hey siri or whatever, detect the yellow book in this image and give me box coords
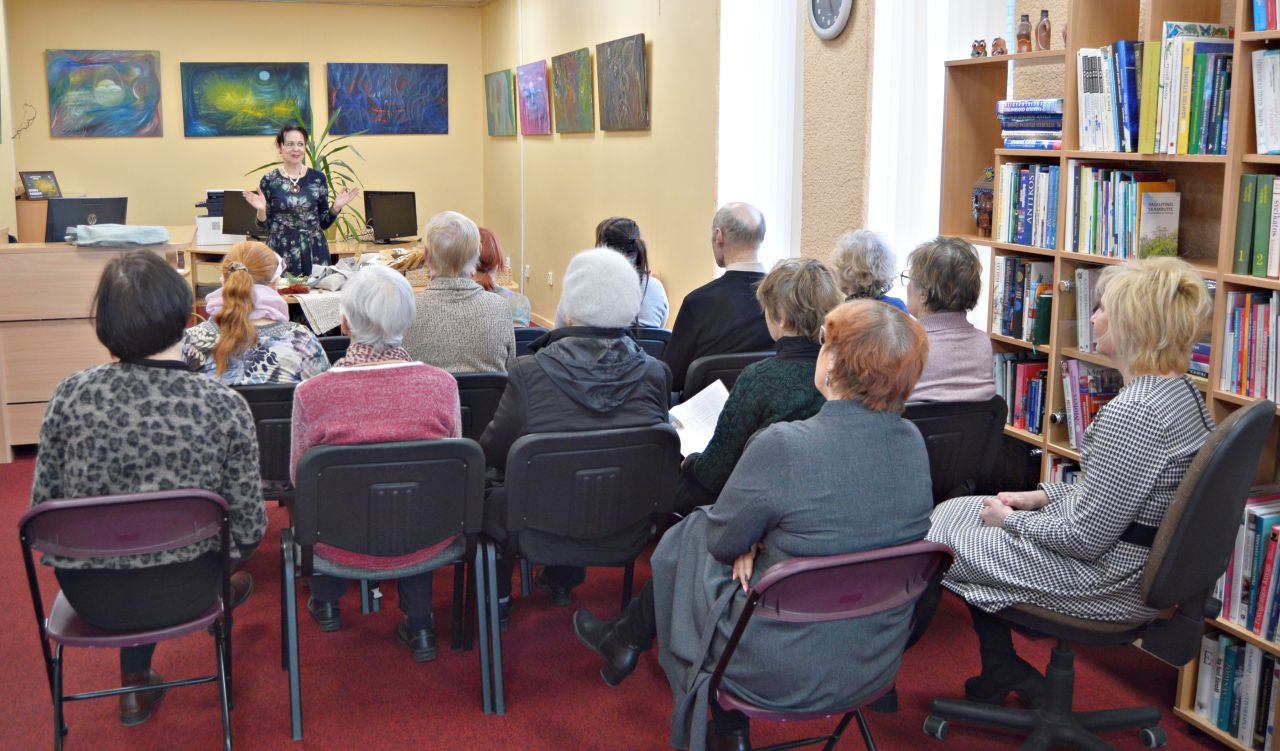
[1137,42,1161,153]
[1176,39,1196,153]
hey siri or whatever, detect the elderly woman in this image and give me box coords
[675,258,842,512]
[574,300,934,751]
[183,240,329,385]
[480,248,671,620]
[830,229,907,312]
[904,236,996,401]
[475,227,532,326]
[402,211,516,373]
[31,251,266,727]
[291,265,462,662]
[928,257,1213,706]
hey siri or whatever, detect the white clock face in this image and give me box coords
[810,0,853,41]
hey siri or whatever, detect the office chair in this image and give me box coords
[455,372,508,442]
[681,351,775,400]
[514,326,549,356]
[902,396,1008,504]
[317,335,350,364]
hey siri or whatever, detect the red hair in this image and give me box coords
[823,300,928,413]
[475,227,504,291]
[213,241,281,376]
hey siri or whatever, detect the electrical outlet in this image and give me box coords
[524,264,531,279]
[504,256,512,271]
[546,271,554,286]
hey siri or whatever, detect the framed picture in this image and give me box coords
[20,171,61,199]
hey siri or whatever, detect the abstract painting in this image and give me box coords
[596,34,649,131]
[484,69,516,136]
[326,63,448,135]
[551,48,594,133]
[181,63,311,137]
[46,50,162,137]
[516,60,551,136]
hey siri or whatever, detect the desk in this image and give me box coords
[0,226,194,462]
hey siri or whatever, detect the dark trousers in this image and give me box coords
[55,552,222,673]
[310,571,435,630]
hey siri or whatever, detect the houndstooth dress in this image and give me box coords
[927,375,1213,621]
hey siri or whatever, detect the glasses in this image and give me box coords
[899,272,911,286]
[818,326,827,346]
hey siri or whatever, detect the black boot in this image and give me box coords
[707,704,752,751]
[572,609,642,687]
[964,603,1045,707]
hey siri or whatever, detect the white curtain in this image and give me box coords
[717,0,802,268]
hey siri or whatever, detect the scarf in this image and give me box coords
[333,343,413,368]
[204,284,290,322]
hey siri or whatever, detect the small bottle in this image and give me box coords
[1017,14,1033,53]
[1035,10,1052,51]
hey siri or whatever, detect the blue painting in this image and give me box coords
[181,62,311,137]
[326,63,448,135]
[46,49,162,137]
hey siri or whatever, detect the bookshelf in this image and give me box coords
[938,1,1280,748]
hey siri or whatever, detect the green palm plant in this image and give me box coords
[245,106,367,240]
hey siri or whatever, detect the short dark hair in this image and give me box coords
[93,251,192,360]
[275,123,309,147]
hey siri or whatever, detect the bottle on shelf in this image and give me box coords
[1035,10,1051,51]
[1017,14,1033,53]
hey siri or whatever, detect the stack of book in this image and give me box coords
[992,257,1053,342]
[998,98,1063,150]
[1222,289,1280,399]
[993,353,1049,434]
[1233,174,1280,279]
[1063,160,1179,258]
[1189,279,1216,385]
[1048,456,1080,483]
[1060,358,1122,450]
[995,163,1060,248]
[1254,1,1280,31]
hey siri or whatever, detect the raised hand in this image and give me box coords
[242,188,267,213]
[333,186,361,211]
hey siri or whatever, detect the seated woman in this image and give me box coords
[830,228,908,312]
[475,226,532,327]
[183,241,329,385]
[480,248,670,618]
[290,265,462,662]
[574,299,934,751]
[30,251,266,727]
[403,211,517,373]
[927,257,1213,706]
[595,216,669,327]
[675,258,841,512]
[904,236,996,401]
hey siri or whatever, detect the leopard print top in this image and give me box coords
[30,360,268,570]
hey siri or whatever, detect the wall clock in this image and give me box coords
[809,0,853,41]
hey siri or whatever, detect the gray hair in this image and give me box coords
[340,265,416,349]
[831,229,896,299]
[423,210,481,277]
[713,202,766,248]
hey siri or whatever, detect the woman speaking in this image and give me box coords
[244,124,359,277]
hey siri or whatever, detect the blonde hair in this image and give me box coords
[1097,256,1211,375]
[907,236,983,313]
[213,241,282,376]
[756,258,843,341]
[831,229,895,299]
[423,211,481,277]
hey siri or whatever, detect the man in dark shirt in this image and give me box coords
[662,202,774,392]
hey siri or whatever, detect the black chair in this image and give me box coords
[902,396,1008,505]
[232,383,296,507]
[317,335,350,364]
[281,439,494,739]
[682,351,775,399]
[486,424,681,715]
[514,326,549,357]
[923,398,1276,750]
[630,327,672,358]
[455,372,508,442]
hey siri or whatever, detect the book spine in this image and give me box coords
[1254,528,1280,633]
[1177,40,1196,153]
[1047,166,1060,250]
[1197,634,1222,720]
[996,98,1065,114]
[1138,42,1162,154]
[1002,139,1063,150]
[1000,130,1064,140]
[1242,644,1262,746]
[1257,176,1275,275]
[1238,174,1260,275]
[1187,52,1208,155]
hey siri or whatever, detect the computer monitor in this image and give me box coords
[221,190,260,238]
[363,191,417,244]
[45,197,128,243]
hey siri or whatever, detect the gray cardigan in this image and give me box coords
[402,276,517,373]
[911,311,997,402]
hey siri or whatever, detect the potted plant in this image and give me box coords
[246,106,367,240]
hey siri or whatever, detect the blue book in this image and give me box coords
[998,115,1065,130]
[1248,511,1280,626]
[1015,168,1032,245]
[996,98,1064,115]
[1255,0,1270,31]
[1198,55,1223,154]
[1219,640,1240,732]
[1114,41,1142,151]
[1046,165,1060,250]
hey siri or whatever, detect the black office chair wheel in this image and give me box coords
[1139,726,1168,748]
[922,715,948,741]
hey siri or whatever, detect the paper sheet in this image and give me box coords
[295,290,343,335]
[668,379,730,457]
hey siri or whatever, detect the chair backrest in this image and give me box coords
[20,489,229,561]
[682,351,775,397]
[233,382,297,488]
[630,327,672,359]
[504,425,680,556]
[514,326,549,356]
[1143,399,1276,610]
[902,396,1009,504]
[293,439,486,556]
[318,335,350,364]
[455,372,508,442]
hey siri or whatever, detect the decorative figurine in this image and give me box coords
[972,167,995,238]
[1036,9,1052,51]
[991,37,1008,55]
[971,39,988,57]
[1017,14,1033,53]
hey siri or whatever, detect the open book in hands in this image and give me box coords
[668,379,730,457]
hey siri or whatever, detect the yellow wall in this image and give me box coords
[5,0,485,230]
[480,0,720,326]
[0,1,17,234]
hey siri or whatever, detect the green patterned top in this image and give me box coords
[675,336,825,512]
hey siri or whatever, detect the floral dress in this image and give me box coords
[257,167,335,276]
[182,320,330,386]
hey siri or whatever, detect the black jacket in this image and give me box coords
[661,270,774,392]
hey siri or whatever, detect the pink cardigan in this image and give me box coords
[910,311,997,403]
[290,361,462,569]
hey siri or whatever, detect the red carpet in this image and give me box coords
[0,447,1220,750]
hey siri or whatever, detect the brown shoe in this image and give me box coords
[119,669,165,727]
[229,571,254,610]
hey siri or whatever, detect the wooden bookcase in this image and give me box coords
[938,1,1280,748]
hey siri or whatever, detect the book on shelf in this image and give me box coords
[995,164,1059,249]
[1232,172,1280,280]
[1238,174,1261,274]
[1221,289,1280,398]
[999,130,1063,141]
[1254,0,1279,31]
[1157,22,1233,156]
[999,114,1066,130]
[1060,359,1122,449]
[1074,266,1102,353]
[993,352,1048,434]
[1137,191,1180,258]
[1196,633,1221,722]
[1220,637,1240,734]
[1048,456,1079,483]
[1064,159,1176,258]
[1254,49,1280,155]
[991,256,1052,340]
[996,98,1063,115]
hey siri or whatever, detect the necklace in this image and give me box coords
[280,166,304,194]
